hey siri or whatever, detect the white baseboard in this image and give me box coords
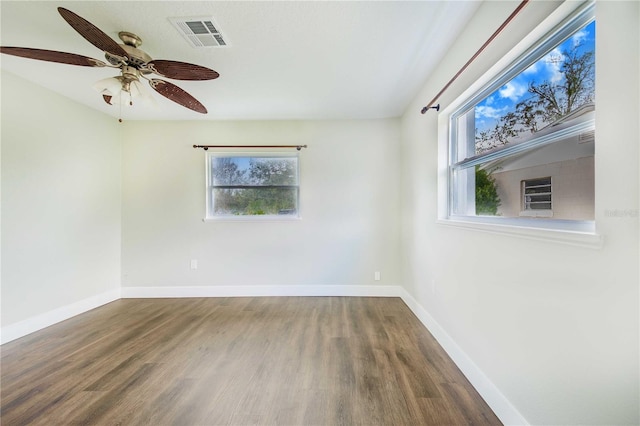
[0,288,121,345]
[397,287,529,426]
[121,284,402,298]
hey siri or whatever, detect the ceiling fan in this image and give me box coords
[0,7,219,117]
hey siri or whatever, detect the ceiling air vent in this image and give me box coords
[170,17,229,48]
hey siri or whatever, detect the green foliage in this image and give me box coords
[475,167,501,215]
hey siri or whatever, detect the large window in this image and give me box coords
[206,153,300,219]
[447,3,595,230]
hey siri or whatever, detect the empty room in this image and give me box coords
[1,0,638,425]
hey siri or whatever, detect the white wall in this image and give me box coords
[400,1,639,425]
[1,71,122,329]
[121,119,400,292]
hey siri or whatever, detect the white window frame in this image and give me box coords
[437,1,602,248]
[204,151,301,221]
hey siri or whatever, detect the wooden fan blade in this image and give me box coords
[148,79,207,114]
[57,7,128,59]
[148,60,219,80]
[0,47,107,67]
[103,94,113,105]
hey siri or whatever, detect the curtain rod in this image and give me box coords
[193,144,308,151]
[420,0,530,114]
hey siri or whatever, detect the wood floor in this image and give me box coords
[1,297,501,425]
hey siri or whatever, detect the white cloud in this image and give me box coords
[475,105,507,120]
[572,29,587,47]
[499,81,527,101]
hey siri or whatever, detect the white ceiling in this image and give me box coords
[0,1,481,121]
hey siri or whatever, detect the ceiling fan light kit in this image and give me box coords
[93,75,156,106]
[0,7,219,120]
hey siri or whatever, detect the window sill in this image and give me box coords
[520,210,553,218]
[203,215,302,223]
[437,216,603,249]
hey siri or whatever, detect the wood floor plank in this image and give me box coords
[1,297,501,425]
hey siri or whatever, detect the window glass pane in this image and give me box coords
[247,157,298,186]
[465,148,594,220]
[212,157,248,185]
[525,187,551,195]
[524,177,551,187]
[208,153,300,218]
[213,187,298,216]
[473,20,595,156]
[212,156,298,186]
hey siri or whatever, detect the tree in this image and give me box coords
[475,167,501,215]
[526,47,595,124]
[213,157,246,185]
[212,157,299,216]
[242,158,298,215]
[212,157,247,214]
[476,42,595,152]
[248,158,296,185]
[218,158,297,215]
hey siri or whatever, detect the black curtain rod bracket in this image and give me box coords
[420,104,440,114]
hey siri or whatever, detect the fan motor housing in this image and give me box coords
[105,32,153,72]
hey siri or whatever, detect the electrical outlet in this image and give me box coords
[190,259,198,270]
[374,271,381,281]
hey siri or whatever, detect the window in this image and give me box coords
[446,2,595,231]
[206,153,300,219]
[522,177,552,217]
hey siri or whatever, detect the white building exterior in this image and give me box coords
[487,105,595,220]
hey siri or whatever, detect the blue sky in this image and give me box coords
[475,20,595,134]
